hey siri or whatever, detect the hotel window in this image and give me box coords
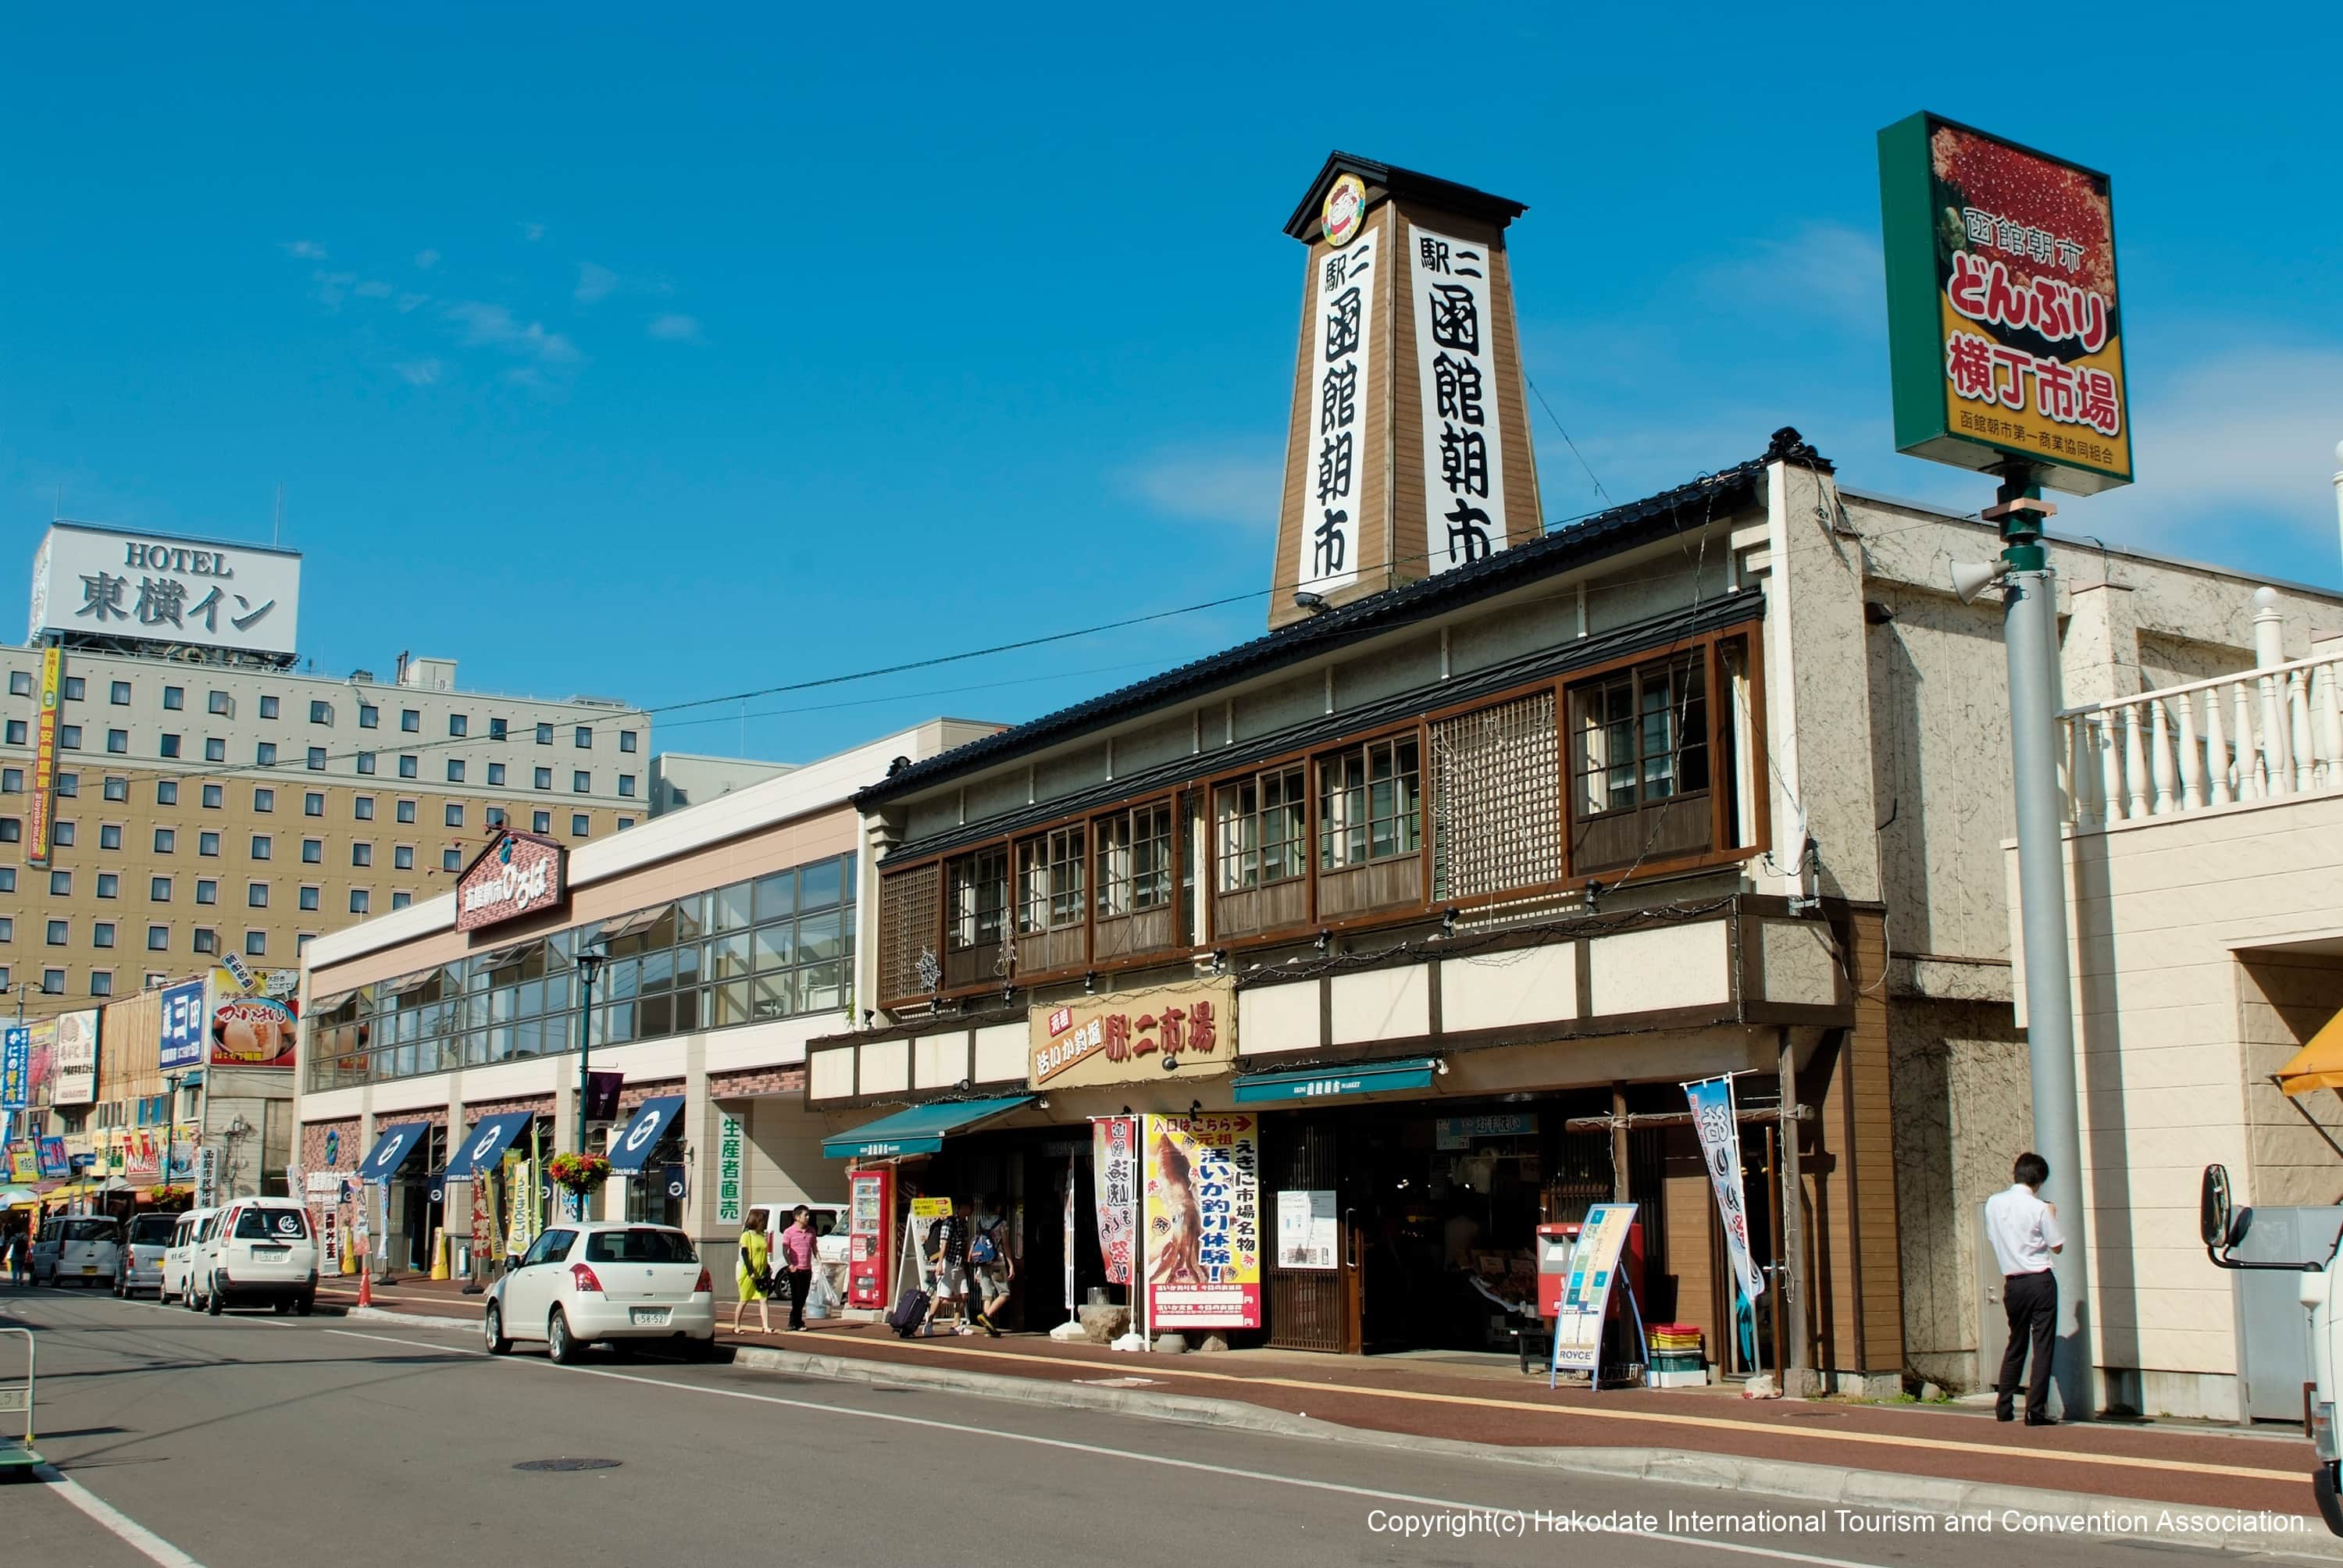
[487,807,507,828]
[96,874,118,898]
[305,792,324,816]
[41,968,64,994]
[204,737,224,762]
[194,930,217,956]
[200,832,220,857]
[6,670,27,696]
[308,747,326,771]
[355,796,375,821]
[535,767,552,789]
[256,742,277,766]
[398,755,417,779]
[104,775,127,801]
[401,709,419,732]
[572,770,590,793]
[253,787,274,812]
[209,690,230,715]
[0,917,9,940]
[358,751,376,775]
[571,814,590,838]
[148,925,169,951]
[1567,650,1714,875]
[301,839,322,864]
[248,883,268,908]
[100,824,121,850]
[396,799,415,824]
[110,680,131,704]
[151,877,171,901]
[619,729,638,754]
[196,880,216,904]
[62,676,85,700]
[490,717,508,740]
[618,816,634,830]
[360,704,379,728]
[55,773,77,797]
[202,783,223,808]
[251,836,272,861]
[574,726,592,749]
[46,920,67,945]
[0,768,17,793]
[311,700,332,724]
[619,774,637,798]
[449,713,468,737]
[163,685,184,710]
[444,803,463,828]
[2,721,22,746]
[350,889,370,915]
[394,845,413,870]
[93,922,115,949]
[89,971,112,997]
[0,818,16,843]
[447,758,465,782]
[105,728,127,753]
[442,849,461,871]
[352,843,373,868]
[48,871,70,895]
[487,762,505,786]
[52,822,75,848]
[533,811,551,833]
[0,869,11,893]
[59,725,82,749]
[244,932,266,957]
[299,886,319,911]
[391,892,412,911]
[153,829,175,853]
[259,695,280,718]
[536,722,553,745]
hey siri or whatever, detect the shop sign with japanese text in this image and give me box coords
[1410,223,1507,572]
[26,647,61,868]
[716,1114,742,1224]
[1142,1113,1260,1330]
[27,522,301,657]
[1879,112,2131,494]
[1029,978,1236,1090]
[456,831,567,933]
[1092,1114,1138,1285]
[1299,200,1381,597]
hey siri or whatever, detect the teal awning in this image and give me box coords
[822,1096,1036,1160]
[1232,1057,1442,1105]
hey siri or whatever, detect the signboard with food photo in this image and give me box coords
[1878,112,2131,494]
[211,966,298,1070]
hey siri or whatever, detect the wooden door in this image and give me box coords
[1266,1118,1361,1353]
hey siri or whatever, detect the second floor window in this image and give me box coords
[1319,735,1421,870]
[1214,766,1306,892]
[1568,652,1711,875]
[1015,826,1086,935]
[1095,802,1173,917]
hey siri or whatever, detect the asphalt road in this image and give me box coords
[0,1281,2308,1568]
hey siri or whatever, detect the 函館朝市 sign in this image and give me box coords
[1878,112,2131,494]
[455,831,568,933]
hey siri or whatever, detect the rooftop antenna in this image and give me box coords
[273,483,284,547]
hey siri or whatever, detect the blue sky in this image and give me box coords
[7,9,2340,763]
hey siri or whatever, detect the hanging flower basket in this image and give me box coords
[546,1152,610,1196]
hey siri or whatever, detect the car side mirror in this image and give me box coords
[2200,1164,2235,1252]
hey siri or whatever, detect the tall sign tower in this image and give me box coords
[1267,153,1542,630]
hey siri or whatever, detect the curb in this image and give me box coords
[344,1310,2334,1558]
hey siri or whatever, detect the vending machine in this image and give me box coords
[847,1167,895,1311]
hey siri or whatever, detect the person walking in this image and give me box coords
[2,1228,23,1286]
[918,1203,971,1336]
[778,1206,818,1332]
[968,1194,1011,1338]
[1985,1150,2067,1426]
[731,1211,773,1336]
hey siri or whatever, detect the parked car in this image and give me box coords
[177,1208,227,1310]
[114,1212,178,1298]
[161,1208,219,1305]
[31,1217,121,1287]
[483,1221,715,1363]
[198,1198,319,1315]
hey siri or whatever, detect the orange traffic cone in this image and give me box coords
[357,1263,373,1309]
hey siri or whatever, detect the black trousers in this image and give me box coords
[785,1267,812,1330]
[1997,1269,2056,1420]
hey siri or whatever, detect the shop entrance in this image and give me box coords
[908,1130,1110,1332]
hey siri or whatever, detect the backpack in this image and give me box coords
[887,1285,932,1338]
[969,1221,1000,1266]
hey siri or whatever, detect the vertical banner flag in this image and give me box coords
[158,980,207,1072]
[1298,176,1377,597]
[1684,1074,1766,1306]
[27,647,61,868]
[1063,1154,1077,1317]
[1,1026,27,1110]
[1551,1201,1638,1377]
[1092,1114,1138,1286]
[1878,112,2130,493]
[716,1114,743,1224]
[1141,1114,1261,1330]
[1410,225,1507,572]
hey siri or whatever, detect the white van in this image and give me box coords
[198,1198,319,1316]
[115,1212,178,1297]
[162,1207,219,1305]
[33,1216,122,1287]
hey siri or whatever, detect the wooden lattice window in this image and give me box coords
[1432,690,1561,902]
[1318,736,1420,869]
[1095,801,1174,916]
[876,862,940,1003]
[1568,653,1711,875]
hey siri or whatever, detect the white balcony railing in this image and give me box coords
[2059,650,2343,829]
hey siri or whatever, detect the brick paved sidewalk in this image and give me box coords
[321,1273,2321,1522]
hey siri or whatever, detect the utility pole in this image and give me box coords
[1988,467,2095,1420]
[1778,1031,1809,1395]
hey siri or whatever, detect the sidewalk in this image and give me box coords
[323,1274,2322,1526]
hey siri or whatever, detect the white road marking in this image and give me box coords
[324,1326,1886,1568]
[31,1463,207,1568]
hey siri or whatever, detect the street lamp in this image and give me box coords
[572,947,607,1156]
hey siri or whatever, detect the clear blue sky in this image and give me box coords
[7,9,2339,763]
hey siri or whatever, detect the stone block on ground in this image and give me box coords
[1078,1303,1130,1345]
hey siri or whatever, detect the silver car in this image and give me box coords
[33,1217,123,1287]
[114,1212,178,1297]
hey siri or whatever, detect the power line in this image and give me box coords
[1525,374,1610,504]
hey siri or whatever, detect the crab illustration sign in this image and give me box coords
[456,830,568,933]
[1878,112,2132,494]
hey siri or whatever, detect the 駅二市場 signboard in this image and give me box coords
[1878,112,2131,494]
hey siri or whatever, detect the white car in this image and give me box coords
[33,1216,121,1287]
[483,1222,715,1364]
[197,1198,319,1315]
[114,1212,178,1297]
[162,1208,220,1305]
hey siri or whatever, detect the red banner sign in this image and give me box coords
[456,832,568,933]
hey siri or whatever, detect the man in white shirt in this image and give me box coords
[1984,1151,2067,1425]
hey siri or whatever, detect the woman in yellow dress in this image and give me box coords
[731,1213,772,1335]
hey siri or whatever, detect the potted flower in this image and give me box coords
[546,1152,610,1196]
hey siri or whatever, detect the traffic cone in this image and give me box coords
[357,1263,373,1309]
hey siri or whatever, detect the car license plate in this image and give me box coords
[629,1308,670,1326]
[254,1245,289,1257]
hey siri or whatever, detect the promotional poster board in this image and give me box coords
[0,1026,26,1110]
[1092,1114,1138,1285]
[1141,1114,1260,1330]
[52,1010,99,1106]
[158,980,207,1073]
[1551,1202,1639,1378]
[1275,1189,1338,1270]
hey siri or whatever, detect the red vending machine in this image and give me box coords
[847,1167,895,1311]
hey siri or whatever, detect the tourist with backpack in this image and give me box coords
[918,1203,972,1335]
[968,1194,1011,1337]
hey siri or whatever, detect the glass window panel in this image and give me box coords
[752,921,793,971]
[799,960,844,1014]
[751,971,793,1021]
[490,986,515,1024]
[639,946,674,992]
[796,909,844,965]
[711,981,752,1028]
[673,943,702,987]
[638,992,673,1039]
[674,894,708,939]
[673,986,703,1034]
[798,857,843,910]
[711,932,753,980]
[713,882,752,932]
[754,871,795,921]
[604,958,640,1001]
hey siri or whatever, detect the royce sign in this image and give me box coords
[456,831,567,933]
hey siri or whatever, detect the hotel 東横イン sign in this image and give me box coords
[456,830,569,933]
[1878,112,2131,494]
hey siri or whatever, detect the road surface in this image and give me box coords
[0,1282,2298,1566]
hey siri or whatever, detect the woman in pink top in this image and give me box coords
[779,1206,818,1331]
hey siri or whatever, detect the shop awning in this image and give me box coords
[356,1122,430,1182]
[822,1096,1036,1160]
[608,1096,685,1173]
[441,1112,533,1180]
[1232,1056,1443,1105]
[2279,1008,2343,1096]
